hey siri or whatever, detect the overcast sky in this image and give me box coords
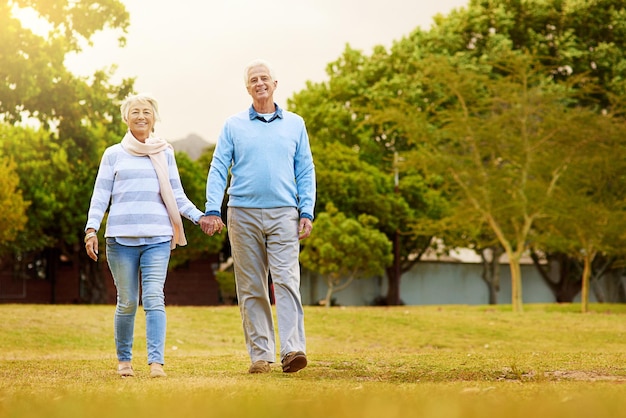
[65,0,468,143]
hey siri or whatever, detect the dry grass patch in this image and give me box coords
[1,303,626,418]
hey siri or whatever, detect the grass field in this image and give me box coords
[1,303,626,418]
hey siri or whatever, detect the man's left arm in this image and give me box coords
[294,125,316,240]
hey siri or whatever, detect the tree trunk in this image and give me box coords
[385,235,402,305]
[581,253,593,313]
[385,266,401,305]
[324,283,335,308]
[530,252,582,303]
[508,256,523,313]
[480,246,502,305]
[593,270,626,303]
[589,255,618,303]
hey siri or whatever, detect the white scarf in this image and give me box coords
[121,131,186,249]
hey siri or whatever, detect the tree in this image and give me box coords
[292,55,451,305]
[300,204,392,307]
[0,125,74,252]
[1,0,133,302]
[1,0,129,125]
[0,153,29,253]
[170,151,226,268]
[309,140,445,305]
[422,0,626,110]
[359,0,626,309]
[411,53,597,312]
[287,0,626,309]
[533,112,626,312]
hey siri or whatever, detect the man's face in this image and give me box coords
[246,65,277,101]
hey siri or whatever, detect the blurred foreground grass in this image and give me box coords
[1,303,625,418]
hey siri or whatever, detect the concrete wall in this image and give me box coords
[301,261,599,306]
[3,254,611,306]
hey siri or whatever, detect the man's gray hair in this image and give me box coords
[243,59,277,86]
[120,93,161,123]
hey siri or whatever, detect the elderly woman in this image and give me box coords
[84,93,206,378]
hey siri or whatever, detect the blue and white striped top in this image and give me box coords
[85,143,203,245]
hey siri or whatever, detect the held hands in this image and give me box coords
[199,215,225,236]
[199,215,310,238]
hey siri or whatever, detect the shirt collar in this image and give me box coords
[248,103,283,123]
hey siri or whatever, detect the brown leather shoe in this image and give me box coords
[281,351,307,373]
[248,360,271,374]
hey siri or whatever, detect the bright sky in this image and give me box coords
[64,0,468,143]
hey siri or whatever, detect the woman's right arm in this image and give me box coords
[84,149,115,260]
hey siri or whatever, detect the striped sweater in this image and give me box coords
[85,143,203,241]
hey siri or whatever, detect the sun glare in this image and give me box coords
[11,5,53,38]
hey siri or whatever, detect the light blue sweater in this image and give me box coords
[85,143,204,243]
[205,104,316,219]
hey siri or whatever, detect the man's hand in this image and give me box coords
[299,218,313,240]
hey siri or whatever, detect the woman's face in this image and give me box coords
[127,102,155,141]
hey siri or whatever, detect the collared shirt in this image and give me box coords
[249,105,283,123]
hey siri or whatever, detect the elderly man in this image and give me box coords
[201,59,316,374]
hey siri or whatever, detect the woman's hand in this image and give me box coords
[85,230,99,261]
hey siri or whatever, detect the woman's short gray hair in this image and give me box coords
[120,93,161,123]
[243,59,276,86]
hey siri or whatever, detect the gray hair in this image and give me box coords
[243,59,277,86]
[120,93,161,123]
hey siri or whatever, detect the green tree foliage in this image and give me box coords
[1,0,132,302]
[171,151,226,268]
[290,0,626,309]
[308,140,446,305]
[0,153,29,252]
[534,114,626,312]
[422,0,626,108]
[300,203,392,307]
[290,48,439,305]
[412,53,605,312]
[313,141,407,229]
[0,125,75,252]
[413,0,626,308]
[291,46,453,306]
[0,0,129,125]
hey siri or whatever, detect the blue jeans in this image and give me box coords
[106,238,171,365]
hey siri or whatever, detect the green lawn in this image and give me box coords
[1,303,626,418]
